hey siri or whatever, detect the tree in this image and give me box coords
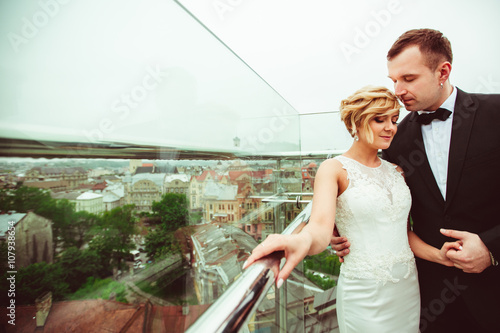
[0,188,12,212]
[58,247,105,292]
[0,186,52,213]
[89,205,137,269]
[14,262,69,305]
[304,251,341,276]
[70,277,128,303]
[146,193,188,259]
[0,242,7,272]
[67,211,100,249]
[0,187,96,252]
[152,193,189,232]
[190,211,203,224]
[144,228,179,259]
[37,198,77,251]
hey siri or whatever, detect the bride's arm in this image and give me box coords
[396,164,462,267]
[407,223,461,267]
[243,158,342,283]
[304,158,343,254]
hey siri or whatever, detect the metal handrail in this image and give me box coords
[186,201,313,333]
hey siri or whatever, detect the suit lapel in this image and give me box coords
[406,113,445,205]
[445,89,477,210]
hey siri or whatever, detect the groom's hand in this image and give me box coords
[440,228,491,273]
[331,226,350,263]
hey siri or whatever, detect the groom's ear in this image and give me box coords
[437,61,452,82]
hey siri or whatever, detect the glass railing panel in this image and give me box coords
[0,0,300,156]
[299,112,351,156]
[0,1,354,331]
[0,0,304,331]
[2,152,343,333]
[186,190,342,333]
[241,250,340,333]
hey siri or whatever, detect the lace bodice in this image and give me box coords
[334,155,415,284]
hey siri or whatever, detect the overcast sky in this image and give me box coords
[1,0,499,155]
[179,0,500,113]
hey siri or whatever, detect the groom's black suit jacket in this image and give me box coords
[382,88,500,331]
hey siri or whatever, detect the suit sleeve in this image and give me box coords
[479,225,500,267]
[381,149,392,163]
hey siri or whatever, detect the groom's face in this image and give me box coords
[387,46,443,112]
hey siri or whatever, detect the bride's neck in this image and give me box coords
[343,145,380,167]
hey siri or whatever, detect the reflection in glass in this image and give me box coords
[0,0,340,331]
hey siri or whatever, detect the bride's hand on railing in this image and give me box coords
[243,233,311,289]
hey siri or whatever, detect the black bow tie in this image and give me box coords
[416,108,452,125]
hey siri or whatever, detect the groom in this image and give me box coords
[332,29,500,332]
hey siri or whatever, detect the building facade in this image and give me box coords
[189,170,221,211]
[0,212,53,268]
[75,192,104,214]
[24,167,88,190]
[126,174,166,213]
[164,174,190,195]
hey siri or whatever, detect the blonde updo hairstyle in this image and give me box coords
[340,86,401,144]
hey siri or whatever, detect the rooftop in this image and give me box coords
[165,174,190,183]
[51,191,82,200]
[203,181,238,201]
[0,212,26,237]
[131,173,167,189]
[0,299,212,333]
[77,192,103,200]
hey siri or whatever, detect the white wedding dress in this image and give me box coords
[334,156,420,333]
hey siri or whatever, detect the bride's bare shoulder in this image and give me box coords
[317,157,345,176]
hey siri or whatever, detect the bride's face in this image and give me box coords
[359,110,399,149]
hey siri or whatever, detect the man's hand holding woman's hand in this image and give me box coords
[441,228,492,273]
[438,239,463,267]
[330,226,349,262]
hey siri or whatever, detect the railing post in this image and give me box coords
[273,158,288,333]
[185,200,312,333]
[275,272,287,333]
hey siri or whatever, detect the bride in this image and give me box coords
[243,86,461,332]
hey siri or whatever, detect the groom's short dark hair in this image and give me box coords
[387,28,453,71]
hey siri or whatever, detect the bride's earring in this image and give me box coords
[352,130,359,142]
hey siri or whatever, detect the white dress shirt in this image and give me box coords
[418,86,457,200]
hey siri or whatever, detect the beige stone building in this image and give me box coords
[24,179,70,192]
[164,174,190,195]
[24,167,87,190]
[101,183,125,211]
[51,191,105,214]
[203,181,239,223]
[0,212,53,268]
[126,173,166,213]
[75,192,105,214]
[129,160,143,175]
[189,170,221,210]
